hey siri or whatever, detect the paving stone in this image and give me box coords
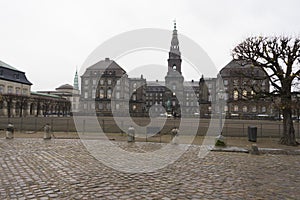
[0,139,299,199]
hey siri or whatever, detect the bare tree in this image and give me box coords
[233,36,300,146]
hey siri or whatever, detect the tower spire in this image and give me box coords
[167,20,182,74]
[173,19,176,30]
[170,20,180,55]
[73,69,79,90]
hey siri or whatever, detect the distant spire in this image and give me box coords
[73,69,79,90]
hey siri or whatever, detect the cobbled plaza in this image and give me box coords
[0,138,299,199]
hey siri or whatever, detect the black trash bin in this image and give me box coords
[248,126,257,142]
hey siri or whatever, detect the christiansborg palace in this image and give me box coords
[1,23,299,119]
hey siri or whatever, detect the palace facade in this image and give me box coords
[79,23,275,119]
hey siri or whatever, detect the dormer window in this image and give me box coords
[14,74,20,79]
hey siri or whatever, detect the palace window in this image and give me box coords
[132,94,136,101]
[22,88,28,95]
[262,106,266,113]
[0,85,4,93]
[115,104,120,110]
[116,92,120,99]
[252,106,257,112]
[99,89,104,98]
[83,103,87,109]
[16,87,21,95]
[107,88,112,99]
[172,84,176,90]
[243,106,248,112]
[233,90,239,100]
[223,80,228,86]
[224,105,228,112]
[233,79,238,86]
[242,90,247,99]
[108,79,112,85]
[234,105,239,112]
[224,93,229,100]
[7,86,13,94]
[92,88,96,98]
[106,103,111,110]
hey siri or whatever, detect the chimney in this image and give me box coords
[105,58,110,62]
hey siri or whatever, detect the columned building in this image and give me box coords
[0,60,71,117]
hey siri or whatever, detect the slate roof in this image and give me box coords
[87,58,125,71]
[220,59,265,77]
[0,60,32,85]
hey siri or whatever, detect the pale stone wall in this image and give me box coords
[0,79,31,96]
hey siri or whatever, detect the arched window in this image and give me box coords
[242,90,247,99]
[107,88,112,99]
[172,65,177,70]
[233,90,239,100]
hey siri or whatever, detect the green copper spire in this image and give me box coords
[73,70,79,90]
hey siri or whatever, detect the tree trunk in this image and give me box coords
[280,107,298,145]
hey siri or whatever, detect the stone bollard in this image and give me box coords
[250,144,260,155]
[6,123,14,139]
[43,124,51,140]
[171,128,179,145]
[128,126,135,142]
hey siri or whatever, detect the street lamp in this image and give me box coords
[218,89,225,135]
[215,89,226,146]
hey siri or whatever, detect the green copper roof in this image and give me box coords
[31,91,62,99]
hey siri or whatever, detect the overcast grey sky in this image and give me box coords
[0,0,299,91]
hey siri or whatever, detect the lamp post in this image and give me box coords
[218,89,225,135]
[215,89,226,146]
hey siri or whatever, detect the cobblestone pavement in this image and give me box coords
[0,139,299,199]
